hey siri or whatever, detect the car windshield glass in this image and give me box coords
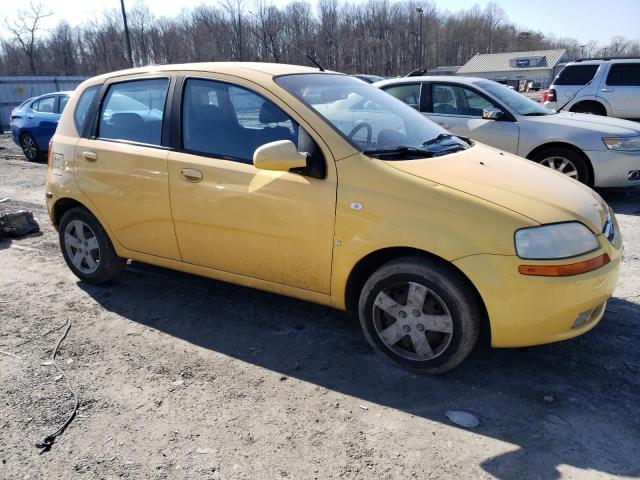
[476,80,551,116]
[277,74,468,156]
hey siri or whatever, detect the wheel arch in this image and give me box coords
[53,197,93,228]
[525,142,595,186]
[570,100,608,116]
[343,246,490,340]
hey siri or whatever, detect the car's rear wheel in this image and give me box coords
[358,257,481,374]
[21,133,42,162]
[59,207,126,284]
[533,147,590,184]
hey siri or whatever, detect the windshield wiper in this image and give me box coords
[363,145,434,158]
[523,112,549,116]
[421,133,455,146]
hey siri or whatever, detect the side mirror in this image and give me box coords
[253,140,308,172]
[482,107,504,120]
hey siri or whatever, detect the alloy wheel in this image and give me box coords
[21,135,37,160]
[64,220,100,275]
[372,281,453,361]
[539,156,579,179]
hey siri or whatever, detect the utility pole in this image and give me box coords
[120,0,134,68]
[416,7,423,69]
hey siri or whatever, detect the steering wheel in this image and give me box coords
[348,122,372,144]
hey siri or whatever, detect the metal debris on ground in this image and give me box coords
[0,210,40,238]
[445,410,480,428]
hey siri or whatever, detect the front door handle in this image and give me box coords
[438,123,451,129]
[82,151,98,162]
[180,168,203,183]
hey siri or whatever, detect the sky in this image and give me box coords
[0,0,638,45]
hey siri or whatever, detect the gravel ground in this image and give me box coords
[1,133,639,480]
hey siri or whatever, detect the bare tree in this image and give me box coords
[6,1,53,74]
[1,0,638,77]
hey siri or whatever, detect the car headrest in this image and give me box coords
[110,112,144,127]
[259,101,289,124]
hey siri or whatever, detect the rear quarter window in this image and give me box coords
[553,65,599,85]
[606,63,640,86]
[74,85,101,134]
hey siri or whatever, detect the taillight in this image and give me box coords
[547,88,557,102]
[48,138,54,167]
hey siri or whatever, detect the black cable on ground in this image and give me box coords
[35,318,79,453]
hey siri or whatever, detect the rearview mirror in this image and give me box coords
[253,140,308,172]
[482,108,504,120]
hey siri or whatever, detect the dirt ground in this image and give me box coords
[1,133,639,480]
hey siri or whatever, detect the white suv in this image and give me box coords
[544,58,640,119]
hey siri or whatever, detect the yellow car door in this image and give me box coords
[167,75,337,294]
[74,76,181,260]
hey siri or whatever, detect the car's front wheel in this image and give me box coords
[21,133,42,162]
[59,207,126,284]
[358,257,481,374]
[533,147,590,184]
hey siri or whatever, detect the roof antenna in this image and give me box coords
[293,45,325,71]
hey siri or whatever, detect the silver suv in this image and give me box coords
[544,58,640,120]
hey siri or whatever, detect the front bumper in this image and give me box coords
[453,231,622,348]
[586,148,640,187]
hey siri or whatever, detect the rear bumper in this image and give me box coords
[587,149,640,187]
[454,233,622,348]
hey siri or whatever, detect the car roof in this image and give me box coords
[373,76,485,87]
[30,91,72,101]
[565,58,640,66]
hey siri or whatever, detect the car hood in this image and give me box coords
[526,111,640,136]
[383,144,609,233]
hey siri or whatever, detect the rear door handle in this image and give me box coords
[601,88,614,92]
[82,151,98,162]
[180,168,203,183]
[438,123,451,129]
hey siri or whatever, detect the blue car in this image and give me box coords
[10,91,71,161]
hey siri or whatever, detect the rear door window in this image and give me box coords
[74,85,101,134]
[553,65,599,85]
[606,63,640,86]
[182,78,298,163]
[98,78,169,146]
[32,97,57,113]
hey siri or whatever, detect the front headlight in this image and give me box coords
[602,136,640,152]
[514,222,599,260]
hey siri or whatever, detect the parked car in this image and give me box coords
[526,81,541,92]
[544,58,640,119]
[375,76,640,186]
[353,74,385,83]
[10,91,72,161]
[46,63,622,373]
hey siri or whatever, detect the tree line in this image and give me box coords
[1,0,639,77]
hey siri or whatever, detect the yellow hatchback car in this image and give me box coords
[46,63,623,373]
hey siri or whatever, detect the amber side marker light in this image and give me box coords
[518,253,610,277]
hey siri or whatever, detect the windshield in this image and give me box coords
[277,74,469,156]
[476,80,551,116]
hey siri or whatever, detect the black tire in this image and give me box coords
[532,147,590,185]
[21,132,43,162]
[59,207,126,284]
[570,102,606,116]
[358,256,481,374]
